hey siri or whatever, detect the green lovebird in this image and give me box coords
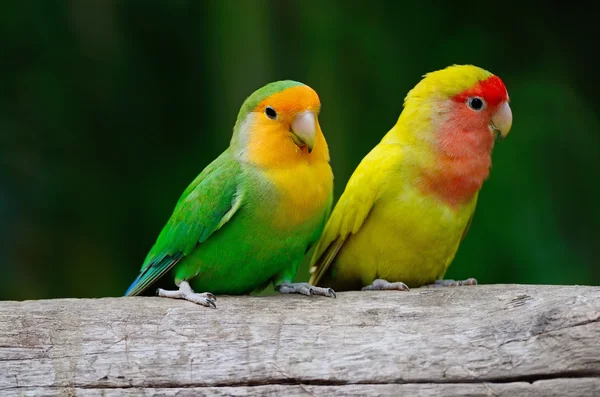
[125,81,336,307]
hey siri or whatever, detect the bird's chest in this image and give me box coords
[386,186,475,255]
[254,163,333,231]
[346,185,477,285]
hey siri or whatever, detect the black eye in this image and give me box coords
[265,106,277,119]
[468,97,485,111]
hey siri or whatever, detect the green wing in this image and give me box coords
[125,149,243,296]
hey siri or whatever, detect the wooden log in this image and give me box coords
[1,284,599,396]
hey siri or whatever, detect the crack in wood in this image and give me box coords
[2,370,599,391]
[0,285,599,396]
[2,375,600,392]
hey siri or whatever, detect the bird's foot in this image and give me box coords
[275,282,336,298]
[156,281,216,308]
[425,278,478,288]
[362,278,410,291]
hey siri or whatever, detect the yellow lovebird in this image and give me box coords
[309,65,512,291]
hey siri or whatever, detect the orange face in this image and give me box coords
[243,85,329,168]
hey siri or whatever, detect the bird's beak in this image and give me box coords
[490,101,513,141]
[290,111,316,153]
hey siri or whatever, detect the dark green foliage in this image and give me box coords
[1,1,598,300]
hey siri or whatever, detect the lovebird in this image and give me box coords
[309,65,512,291]
[125,81,336,307]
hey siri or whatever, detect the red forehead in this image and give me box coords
[453,75,508,108]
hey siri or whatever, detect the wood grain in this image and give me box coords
[1,284,599,396]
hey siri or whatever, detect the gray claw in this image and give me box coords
[205,292,216,301]
[426,278,478,288]
[276,283,336,298]
[205,299,217,309]
[362,279,410,291]
[156,281,217,308]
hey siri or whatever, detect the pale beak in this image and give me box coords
[290,111,316,153]
[490,101,513,141]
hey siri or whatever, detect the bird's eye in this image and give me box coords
[467,97,485,111]
[265,106,277,119]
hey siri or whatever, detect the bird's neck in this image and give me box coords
[418,152,491,207]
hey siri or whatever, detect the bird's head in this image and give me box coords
[400,64,512,158]
[232,81,328,167]
[392,65,513,205]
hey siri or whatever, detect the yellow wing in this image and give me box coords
[309,144,400,285]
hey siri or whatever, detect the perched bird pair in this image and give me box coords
[125,64,513,307]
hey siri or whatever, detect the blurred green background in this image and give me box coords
[2,1,598,301]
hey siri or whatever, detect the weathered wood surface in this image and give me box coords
[1,284,599,396]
